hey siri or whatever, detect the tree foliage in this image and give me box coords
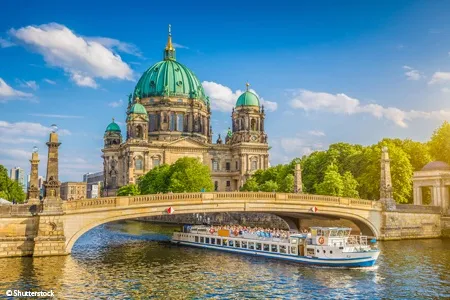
[117,184,140,196]
[314,164,344,196]
[0,165,26,203]
[138,157,213,194]
[428,121,450,164]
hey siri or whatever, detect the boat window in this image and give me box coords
[211,238,215,244]
[317,249,320,253]
[200,237,204,243]
[249,242,255,250]
[235,241,240,248]
[263,244,269,251]
[291,246,298,255]
[242,241,247,249]
[228,240,234,247]
[330,251,333,254]
[307,248,315,256]
[256,243,262,251]
[290,239,297,244]
[195,236,199,243]
[280,245,287,254]
[271,245,278,252]
[217,239,222,245]
[323,250,326,254]
[206,238,210,244]
[330,230,337,237]
[337,230,344,237]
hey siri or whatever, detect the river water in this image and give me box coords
[0,220,449,299]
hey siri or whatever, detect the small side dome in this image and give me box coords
[421,161,450,171]
[105,119,121,132]
[129,103,147,115]
[236,91,260,107]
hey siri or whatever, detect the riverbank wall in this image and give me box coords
[381,205,442,240]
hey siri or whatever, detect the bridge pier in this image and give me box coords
[33,213,68,257]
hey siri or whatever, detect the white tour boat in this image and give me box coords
[172,226,380,268]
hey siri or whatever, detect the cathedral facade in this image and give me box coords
[102,29,269,196]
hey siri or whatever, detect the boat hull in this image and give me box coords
[172,239,379,268]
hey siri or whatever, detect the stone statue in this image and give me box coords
[216,134,223,144]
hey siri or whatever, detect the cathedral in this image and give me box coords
[102,28,269,196]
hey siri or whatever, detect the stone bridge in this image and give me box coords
[0,192,444,257]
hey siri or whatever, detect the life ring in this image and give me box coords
[209,228,215,234]
[233,230,239,236]
[318,237,325,245]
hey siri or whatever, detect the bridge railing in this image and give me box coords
[62,192,379,212]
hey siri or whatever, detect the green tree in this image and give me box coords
[117,184,140,196]
[314,163,343,196]
[259,180,278,192]
[279,174,295,193]
[401,139,432,171]
[341,171,359,198]
[241,177,259,192]
[0,165,26,203]
[301,151,331,193]
[428,121,450,164]
[167,157,214,193]
[138,164,171,194]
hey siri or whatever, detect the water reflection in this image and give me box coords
[0,220,448,299]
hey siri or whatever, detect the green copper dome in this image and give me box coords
[236,91,260,107]
[105,120,121,132]
[134,60,208,104]
[129,103,147,114]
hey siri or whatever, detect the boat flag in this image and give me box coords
[310,206,318,213]
[167,207,175,214]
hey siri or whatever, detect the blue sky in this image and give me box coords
[1,0,450,181]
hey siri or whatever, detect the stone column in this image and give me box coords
[380,146,396,210]
[27,150,40,204]
[43,130,63,213]
[294,163,303,193]
[432,186,441,206]
[413,185,422,205]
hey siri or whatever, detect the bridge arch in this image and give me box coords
[62,192,382,254]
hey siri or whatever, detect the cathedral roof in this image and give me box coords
[133,26,208,105]
[105,119,121,132]
[421,161,450,171]
[129,103,147,114]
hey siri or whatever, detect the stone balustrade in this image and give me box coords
[61,192,378,212]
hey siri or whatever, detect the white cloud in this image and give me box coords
[279,137,321,155]
[403,65,423,81]
[108,99,123,108]
[441,87,450,93]
[9,23,133,88]
[43,78,56,85]
[0,121,71,138]
[0,38,15,48]
[173,43,189,49]
[70,72,98,88]
[308,130,325,137]
[87,37,142,57]
[0,78,33,102]
[202,81,278,112]
[29,113,83,119]
[18,80,39,90]
[429,72,450,85]
[289,89,450,128]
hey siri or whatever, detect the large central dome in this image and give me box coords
[133,28,208,104]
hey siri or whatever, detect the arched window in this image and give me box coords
[152,157,160,167]
[251,160,257,171]
[169,113,176,131]
[212,160,219,171]
[149,114,156,131]
[251,119,256,131]
[135,157,143,170]
[136,126,143,139]
[177,114,184,131]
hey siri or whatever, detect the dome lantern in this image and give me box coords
[105,118,121,132]
[164,24,176,61]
